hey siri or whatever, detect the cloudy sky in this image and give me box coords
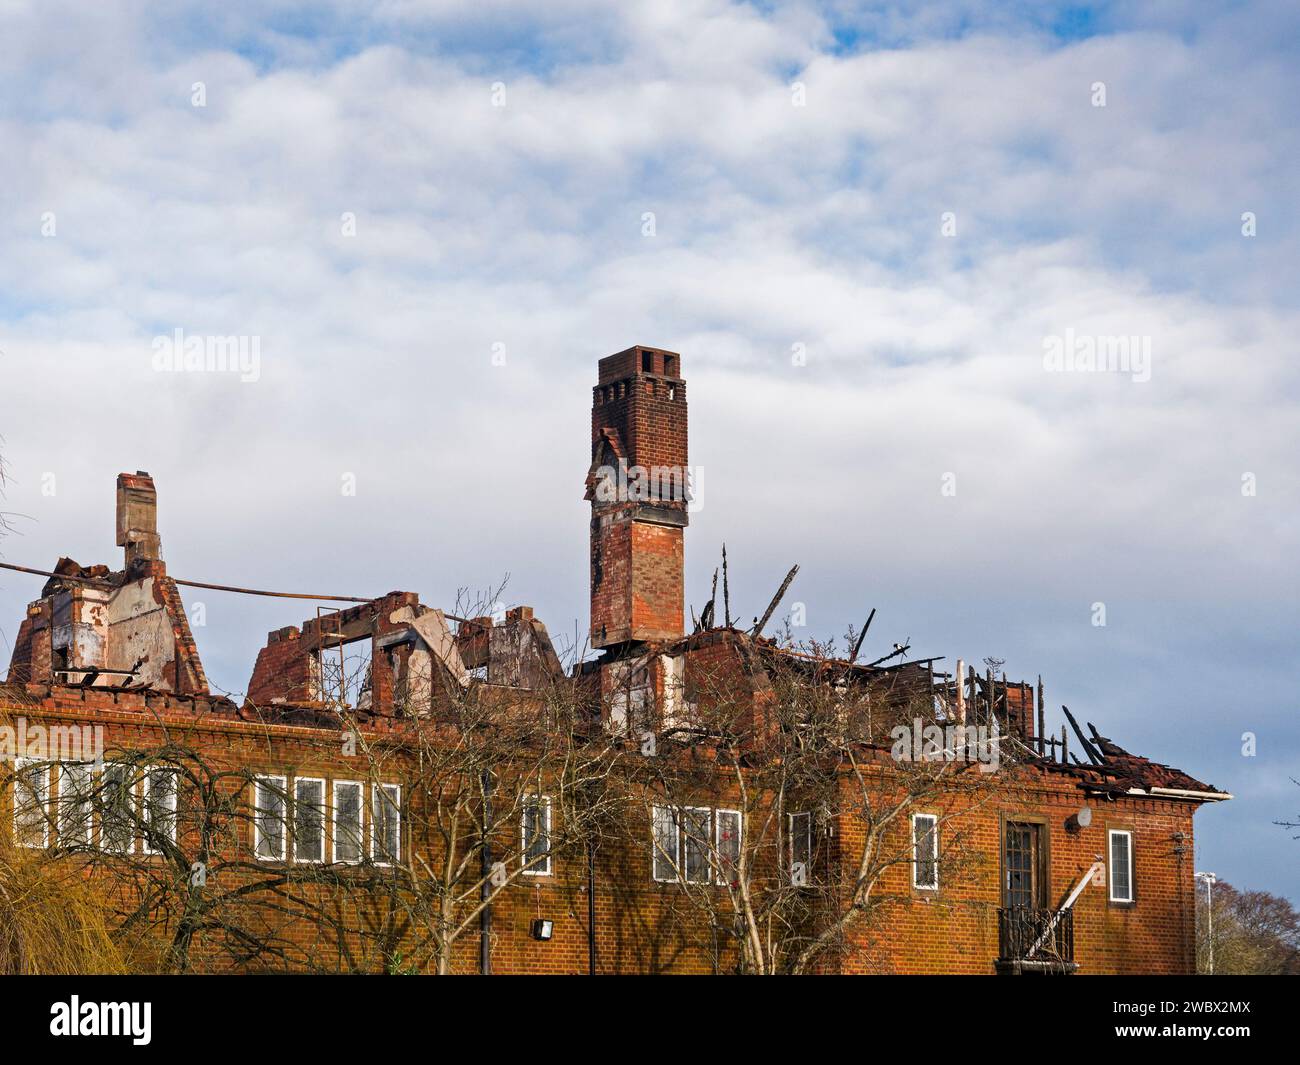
[1,0,1296,900]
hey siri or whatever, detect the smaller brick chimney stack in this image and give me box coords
[116,471,161,570]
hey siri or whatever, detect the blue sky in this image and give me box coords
[0,0,1297,902]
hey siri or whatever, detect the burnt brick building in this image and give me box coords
[0,346,1228,974]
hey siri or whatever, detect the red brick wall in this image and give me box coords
[591,515,685,647]
[592,346,688,477]
[0,686,1205,975]
[832,780,1197,974]
[247,626,314,706]
[590,513,632,647]
[629,521,684,642]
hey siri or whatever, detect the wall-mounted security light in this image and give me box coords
[530,919,554,941]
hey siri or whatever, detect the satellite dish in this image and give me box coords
[1077,806,1093,828]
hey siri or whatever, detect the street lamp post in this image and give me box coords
[1195,871,1217,975]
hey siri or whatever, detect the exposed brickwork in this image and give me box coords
[245,596,561,712]
[5,484,208,696]
[246,626,314,706]
[588,346,688,649]
[592,346,688,475]
[154,572,208,695]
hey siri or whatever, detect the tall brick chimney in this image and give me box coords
[586,346,688,649]
[116,471,161,571]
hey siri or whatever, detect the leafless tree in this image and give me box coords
[1197,879,1300,975]
[308,657,623,973]
[614,631,1011,975]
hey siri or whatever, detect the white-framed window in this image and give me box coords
[660,653,688,731]
[521,795,552,876]
[715,808,742,886]
[294,778,326,864]
[651,805,742,885]
[1108,829,1134,903]
[12,758,50,848]
[608,659,651,735]
[789,811,812,885]
[99,762,136,855]
[652,805,679,882]
[682,806,712,883]
[332,780,364,864]
[253,775,287,861]
[912,813,939,890]
[142,766,178,855]
[371,783,401,864]
[58,762,94,847]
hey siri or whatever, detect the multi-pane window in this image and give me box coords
[660,654,688,731]
[372,783,401,864]
[682,807,712,883]
[59,762,94,847]
[1108,829,1134,903]
[652,805,680,882]
[789,811,812,885]
[294,778,325,863]
[608,659,651,735]
[333,780,363,863]
[521,795,552,876]
[254,775,287,861]
[12,759,50,848]
[912,813,939,890]
[142,767,177,854]
[100,763,135,855]
[715,809,742,886]
[650,805,741,885]
[1003,821,1041,908]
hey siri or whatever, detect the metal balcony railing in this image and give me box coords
[998,905,1074,965]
